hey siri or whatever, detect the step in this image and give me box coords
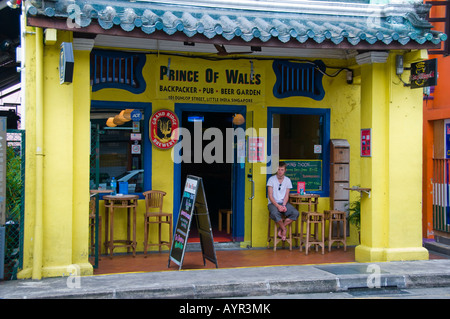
[436,235,450,246]
[424,240,450,257]
[186,241,242,252]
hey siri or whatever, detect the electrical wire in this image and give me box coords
[99,48,353,79]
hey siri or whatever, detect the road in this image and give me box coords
[230,286,450,299]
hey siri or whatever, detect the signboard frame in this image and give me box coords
[410,58,437,89]
[168,175,218,270]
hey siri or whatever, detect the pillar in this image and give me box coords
[41,30,75,277]
[20,29,94,278]
[355,51,429,262]
[71,38,95,274]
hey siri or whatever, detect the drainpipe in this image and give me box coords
[32,27,44,280]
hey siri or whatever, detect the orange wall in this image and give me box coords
[422,2,450,238]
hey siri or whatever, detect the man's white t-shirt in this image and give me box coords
[267,175,293,205]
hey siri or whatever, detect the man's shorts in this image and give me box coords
[268,203,299,222]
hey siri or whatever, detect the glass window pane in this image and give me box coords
[273,113,323,160]
[90,109,144,194]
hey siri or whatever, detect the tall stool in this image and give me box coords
[324,210,347,252]
[301,211,325,255]
[218,209,232,234]
[104,195,138,258]
[89,196,101,256]
[267,216,292,251]
[143,190,173,256]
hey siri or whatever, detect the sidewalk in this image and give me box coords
[1,258,450,299]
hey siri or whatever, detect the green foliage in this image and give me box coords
[347,196,361,231]
[4,145,23,279]
[6,146,22,222]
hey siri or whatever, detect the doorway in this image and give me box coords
[173,103,247,244]
[180,111,234,242]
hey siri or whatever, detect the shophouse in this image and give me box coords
[422,1,450,246]
[17,0,446,278]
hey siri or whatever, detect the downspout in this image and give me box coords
[32,27,44,280]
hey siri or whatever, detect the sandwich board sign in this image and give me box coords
[168,175,218,270]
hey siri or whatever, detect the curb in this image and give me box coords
[15,274,448,299]
[2,260,450,299]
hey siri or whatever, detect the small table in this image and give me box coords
[289,194,321,250]
[104,194,138,258]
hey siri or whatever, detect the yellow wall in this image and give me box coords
[92,50,429,261]
[20,26,427,278]
[93,54,362,249]
[20,28,93,279]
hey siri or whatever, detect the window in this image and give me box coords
[90,50,146,94]
[90,109,145,194]
[269,107,330,196]
[272,60,326,100]
[274,113,323,160]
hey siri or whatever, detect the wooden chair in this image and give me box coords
[143,190,173,256]
[324,210,347,252]
[89,196,102,257]
[267,216,292,251]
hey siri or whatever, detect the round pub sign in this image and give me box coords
[149,109,179,149]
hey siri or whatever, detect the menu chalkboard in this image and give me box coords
[283,160,322,191]
[168,175,218,270]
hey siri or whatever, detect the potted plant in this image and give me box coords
[346,195,361,244]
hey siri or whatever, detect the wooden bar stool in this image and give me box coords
[324,210,347,252]
[301,211,325,255]
[104,195,138,258]
[89,196,101,256]
[143,190,173,256]
[218,209,232,234]
[267,216,292,251]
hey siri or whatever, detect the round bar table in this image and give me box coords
[289,193,320,212]
[104,194,138,258]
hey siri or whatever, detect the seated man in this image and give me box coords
[267,162,299,241]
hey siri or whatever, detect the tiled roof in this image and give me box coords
[25,0,447,47]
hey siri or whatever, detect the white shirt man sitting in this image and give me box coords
[267,162,299,241]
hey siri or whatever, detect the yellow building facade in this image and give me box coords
[19,0,444,279]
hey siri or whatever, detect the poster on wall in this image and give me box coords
[445,121,450,159]
[361,129,371,157]
[248,137,265,162]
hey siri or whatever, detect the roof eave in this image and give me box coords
[27,15,442,52]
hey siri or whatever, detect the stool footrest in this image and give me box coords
[267,216,293,251]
